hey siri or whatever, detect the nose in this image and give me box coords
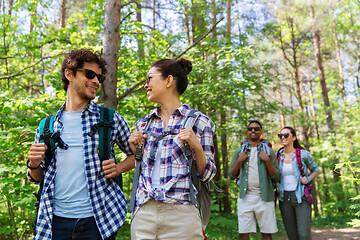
[91,76,100,85]
[144,81,149,89]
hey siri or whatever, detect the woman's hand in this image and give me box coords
[128,131,148,153]
[178,128,201,150]
[300,176,310,185]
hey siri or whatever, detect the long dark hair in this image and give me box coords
[281,126,304,149]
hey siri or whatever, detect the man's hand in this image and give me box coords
[237,151,248,163]
[128,131,148,153]
[102,159,119,179]
[29,143,47,168]
[259,151,270,163]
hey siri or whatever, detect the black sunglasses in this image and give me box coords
[71,68,106,83]
[278,133,290,139]
[247,127,261,131]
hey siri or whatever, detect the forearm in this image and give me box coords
[265,159,276,177]
[194,145,207,176]
[230,159,241,178]
[117,155,135,174]
[308,171,319,182]
[28,168,44,182]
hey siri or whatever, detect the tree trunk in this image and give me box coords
[60,0,67,28]
[135,2,144,60]
[101,0,121,109]
[309,5,344,208]
[304,70,319,140]
[309,6,333,131]
[30,0,37,33]
[183,5,191,45]
[213,132,222,211]
[220,112,231,213]
[218,0,232,214]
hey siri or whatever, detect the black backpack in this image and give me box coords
[31,106,122,235]
[129,109,221,229]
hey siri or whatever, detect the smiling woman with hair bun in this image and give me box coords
[128,58,216,239]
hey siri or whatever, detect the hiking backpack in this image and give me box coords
[32,106,122,235]
[129,109,221,230]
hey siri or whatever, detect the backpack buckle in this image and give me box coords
[102,121,112,128]
[51,132,60,139]
[40,129,52,139]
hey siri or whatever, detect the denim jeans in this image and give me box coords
[52,215,117,240]
[279,191,312,240]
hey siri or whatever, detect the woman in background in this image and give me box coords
[277,127,319,240]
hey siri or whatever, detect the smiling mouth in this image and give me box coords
[87,86,98,92]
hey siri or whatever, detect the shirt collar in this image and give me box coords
[54,100,96,122]
[146,104,191,120]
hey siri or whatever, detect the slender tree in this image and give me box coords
[101,0,122,109]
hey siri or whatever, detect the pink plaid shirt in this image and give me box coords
[134,105,216,211]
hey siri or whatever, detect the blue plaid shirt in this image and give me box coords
[134,105,216,212]
[27,100,133,240]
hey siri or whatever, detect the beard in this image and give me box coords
[73,81,97,101]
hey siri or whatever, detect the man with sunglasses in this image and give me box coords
[229,120,280,240]
[27,49,135,240]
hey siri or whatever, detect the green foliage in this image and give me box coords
[1,0,360,238]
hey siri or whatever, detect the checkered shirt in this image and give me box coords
[134,105,216,212]
[27,100,133,240]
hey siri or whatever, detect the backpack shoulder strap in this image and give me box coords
[39,114,56,169]
[182,109,201,130]
[98,107,115,161]
[129,116,154,212]
[295,148,304,175]
[276,151,281,164]
[182,109,201,205]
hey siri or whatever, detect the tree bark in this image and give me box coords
[309,4,345,208]
[60,0,67,28]
[220,112,231,213]
[304,70,319,140]
[135,1,144,60]
[309,6,333,131]
[101,0,121,109]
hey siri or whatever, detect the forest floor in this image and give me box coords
[311,228,360,240]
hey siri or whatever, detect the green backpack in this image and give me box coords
[32,106,122,235]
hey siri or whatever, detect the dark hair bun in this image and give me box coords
[177,58,192,75]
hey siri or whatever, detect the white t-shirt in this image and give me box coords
[282,163,298,191]
[247,147,261,195]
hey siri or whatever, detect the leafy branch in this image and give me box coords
[117,17,225,101]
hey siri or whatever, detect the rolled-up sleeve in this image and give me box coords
[269,149,280,182]
[113,112,133,156]
[303,150,319,173]
[228,148,242,180]
[197,116,216,182]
